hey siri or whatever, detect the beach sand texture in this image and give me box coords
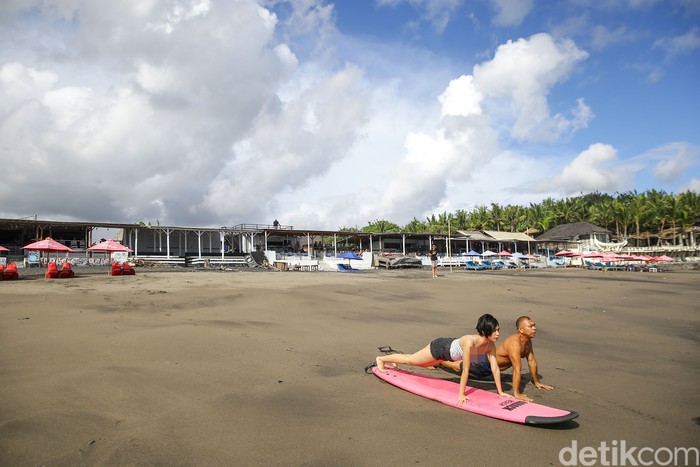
[1,268,698,465]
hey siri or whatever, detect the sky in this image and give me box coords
[1,0,699,230]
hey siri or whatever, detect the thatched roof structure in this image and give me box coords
[535,222,610,242]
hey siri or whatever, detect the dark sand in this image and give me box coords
[1,267,698,465]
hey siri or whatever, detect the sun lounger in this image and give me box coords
[121,262,136,275]
[594,261,624,271]
[337,263,359,272]
[482,261,502,270]
[464,261,487,270]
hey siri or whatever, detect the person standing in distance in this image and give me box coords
[430,244,439,278]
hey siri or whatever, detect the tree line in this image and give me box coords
[341,190,700,246]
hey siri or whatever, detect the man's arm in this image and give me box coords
[506,340,533,402]
[526,349,554,391]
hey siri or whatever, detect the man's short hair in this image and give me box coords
[516,315,531,330]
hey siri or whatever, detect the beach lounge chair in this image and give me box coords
[337,263,359,272]
[121,262,136,275]
[593,261,623,271]
[464,261,487,270]
[482,260,501,270]
[111,262,122,276]
[3,262,19,280]
[60,262,75,278]
[45,262,60,279]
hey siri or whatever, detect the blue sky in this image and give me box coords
[0,0,698,229]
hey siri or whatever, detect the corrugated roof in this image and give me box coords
[483,230,536,242]
[455,230,494,241]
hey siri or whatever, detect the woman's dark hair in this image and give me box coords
[476,313,499,336]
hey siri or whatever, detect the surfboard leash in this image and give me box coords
[378,345,403,355]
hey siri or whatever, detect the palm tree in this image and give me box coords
[644,190,671,246]
[590,200,615,235]
[403,217,427,233]
[469,206,490,230]
[489,203,503,231]
[362,219,400,234]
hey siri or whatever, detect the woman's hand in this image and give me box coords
[457,394,469,405]
[513,392,533,402]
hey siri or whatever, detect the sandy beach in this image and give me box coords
[1,266,698,466]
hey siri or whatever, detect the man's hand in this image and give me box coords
[535,382,554,391]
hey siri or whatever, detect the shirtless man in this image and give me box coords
[441,316,554,402]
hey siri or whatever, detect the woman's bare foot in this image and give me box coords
[376,357,386,373]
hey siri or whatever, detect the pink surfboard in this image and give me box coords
[371,366,578,425]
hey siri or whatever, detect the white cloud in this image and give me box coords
[473,33,591,142]
[489,0,534,27]
[590,24,636,50]
[648,142,700,182]
[375,0,463,33]
[541,143,631,194]
[683,178,700,193]
[653,27,700,59]
[438,75,483,117]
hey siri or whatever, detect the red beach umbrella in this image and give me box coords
[497,250,512,257]
[88,240,133,271]
[554,250,573,257]
[0,245,9,252]
[22,237,74,253]
[22,237,73,266]
[88,239,133,253]
[21,237,74,263]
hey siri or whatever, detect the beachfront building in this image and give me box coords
[532,221,700,260]
[454,230,537,255]
[5,217,694,270]
[534,221,613,254]
[1,217,538,268]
